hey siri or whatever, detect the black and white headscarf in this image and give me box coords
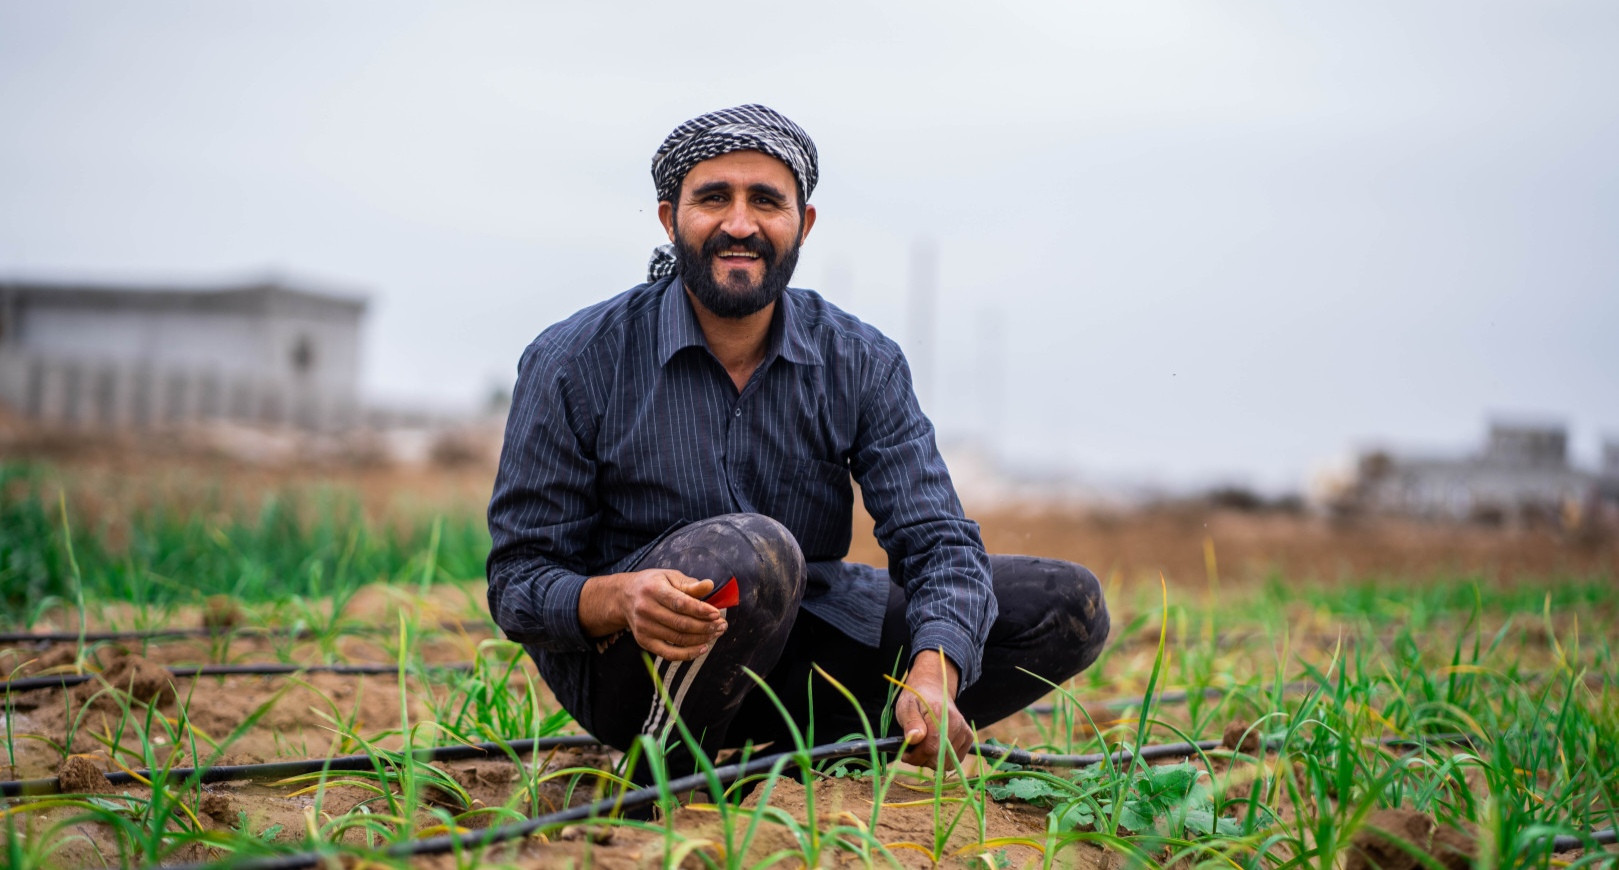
[647,104,818,281]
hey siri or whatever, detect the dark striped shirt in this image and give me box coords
[486,277,995,686]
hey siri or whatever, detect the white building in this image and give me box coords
[0,278,366,431]
[1333,421,1610,523]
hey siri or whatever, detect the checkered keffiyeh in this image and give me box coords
[647,104,818,281]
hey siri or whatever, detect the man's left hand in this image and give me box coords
[894,650,970,767]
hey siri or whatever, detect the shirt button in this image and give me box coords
[734,408,742,417]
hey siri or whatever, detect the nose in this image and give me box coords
[718,198,758,239]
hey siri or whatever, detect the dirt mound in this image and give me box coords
[199,791,235,824]
[1221,718,1261,753]
[1346,808,1475,870]
[8,644,80,678]
[72,653,176,707]
[57,755,111,794]
[201,596,244,633]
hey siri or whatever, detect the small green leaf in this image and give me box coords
[1053,800,1097,831]
[986,776,1068,805]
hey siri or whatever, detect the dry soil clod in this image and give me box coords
[202,596,245,634]
[1221,719,1262,754]
[18,644,81,678]
[83,653,177,706]
[56,755,112,795]
[200,791,235,824]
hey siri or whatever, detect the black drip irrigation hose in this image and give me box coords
[0,620,489,645]
[158,736,911,870]
[978,731,1480,769]
[0,662,476,695]
[2,730,1607,865]
[1554,829,1619,851]
[0,730,1480,799]
[147,732,1616,870]
[0,735,601,798]
[1022,671,1611,719]
[1025,681,1322,717]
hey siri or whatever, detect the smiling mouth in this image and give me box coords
[716,251,761,262]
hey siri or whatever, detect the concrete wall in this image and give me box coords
[18,306,267,376]
[0,348,359,431]
[1363,458,1596,520]
[0,283,364,431]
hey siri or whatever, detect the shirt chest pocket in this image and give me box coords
[772,457,854,560]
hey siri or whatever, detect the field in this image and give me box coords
[2,455,1616,869]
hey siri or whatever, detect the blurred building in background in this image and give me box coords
[0,278,366,432]
[1324,420,1616,524]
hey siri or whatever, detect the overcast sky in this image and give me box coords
[3,1,1616,493]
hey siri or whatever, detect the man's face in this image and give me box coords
[658,150,817,319]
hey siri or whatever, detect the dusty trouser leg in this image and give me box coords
[728,554,1109,749]
[585,513,805,783]
[954,555,1110,725]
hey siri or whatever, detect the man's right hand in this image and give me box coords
[579,569,728,660]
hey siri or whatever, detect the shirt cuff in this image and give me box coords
[909,620,983,691]
[540,570,592,651]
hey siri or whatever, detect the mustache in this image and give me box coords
[701,232,775,263]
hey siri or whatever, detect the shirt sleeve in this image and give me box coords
[849,348,996,688]
[485,339,600,653]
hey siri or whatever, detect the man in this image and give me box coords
[487,105,1108,778]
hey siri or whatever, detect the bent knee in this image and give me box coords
[1035,561,1110,677]
[1062,565,1110,673]
[654,513,806,614]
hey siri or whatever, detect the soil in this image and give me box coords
[55,754,112,794]
[1220,719,1261,754]
[80,652,178,707]
[3,454,1615,866]
[3,614,1610,868]
[1344,808,1475,870]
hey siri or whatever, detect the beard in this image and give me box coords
[674,220,801,319]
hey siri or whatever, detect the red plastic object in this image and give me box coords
[706,576,740,609]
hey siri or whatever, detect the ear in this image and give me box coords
[657,201,676,242]
[798,203,817,245]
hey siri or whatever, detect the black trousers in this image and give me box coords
[578,513,1109,778]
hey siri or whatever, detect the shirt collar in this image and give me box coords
[774,285,821,367]
[656,277,823,368]
[657,277,709,365]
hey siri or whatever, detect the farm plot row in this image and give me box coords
[3,577,1615,869]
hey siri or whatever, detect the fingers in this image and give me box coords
[664,573,715,599]
[896,694,940,765]
[625,570,727,659]
[629,592,724,638]
[647,571,722,620]
[639,636,711,661]
[895,694,970,768]
[947,713,973,758]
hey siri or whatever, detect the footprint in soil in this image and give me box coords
[1346,808,1475,870]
